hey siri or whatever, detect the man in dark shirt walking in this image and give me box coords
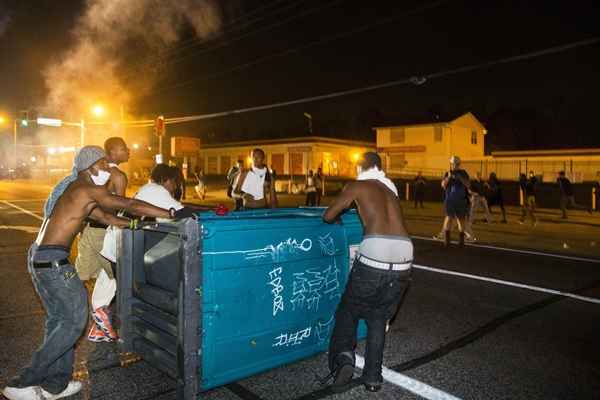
[557,171,591,219]
[519,171,537,226]
[413,171,427,208]
[441,156,470,247]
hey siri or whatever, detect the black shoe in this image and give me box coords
[363,382,382,392]
[330,364,354,393]
[444,231,450,247]
[458,232,465,247]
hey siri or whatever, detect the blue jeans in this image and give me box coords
[8,244,88,394]
[329,260,411,383]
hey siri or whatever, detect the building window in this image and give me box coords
[434,126,443,142]
[471,130,478,145]
[220,155,231,175]
[207,156,218,174]
[271,153,284,174]
[290,152,304,175]
[390,128,405,144]
[389,154,406,170]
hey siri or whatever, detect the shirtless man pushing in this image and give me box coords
[2,146,194,400]
[322,152,412,393]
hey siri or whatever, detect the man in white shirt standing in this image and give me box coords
[233,148,278,209]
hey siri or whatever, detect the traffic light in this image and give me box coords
[20,110,29,127]
[154,115,165,137]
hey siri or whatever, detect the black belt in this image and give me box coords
[88,221,108,229]
[32,259,70,269]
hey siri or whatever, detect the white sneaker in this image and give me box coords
[40,381,82,400]
[2,385,40,400]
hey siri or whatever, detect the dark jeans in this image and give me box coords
[560,195,588,218]
[234,198,243,211]
[9,244,88,394]
[414,191,424,208]
[306,191,317,206]
[329,260,411,383]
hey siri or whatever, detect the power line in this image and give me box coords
[152,0,451,93]
[157,37,599,125]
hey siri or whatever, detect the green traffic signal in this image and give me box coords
[21,119,28,127]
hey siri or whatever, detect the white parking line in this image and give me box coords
[413,264,600,305]
[355,355,462,400]
[1,201,43,221]
[412,235,600,264]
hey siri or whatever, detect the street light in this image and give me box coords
[0,116,6,125]
[92,104,105,118]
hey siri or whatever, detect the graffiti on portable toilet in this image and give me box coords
[246,237,313,262]
[268,266,285,316]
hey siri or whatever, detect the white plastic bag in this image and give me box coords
[100,225,117,263]
[91,269,117,310]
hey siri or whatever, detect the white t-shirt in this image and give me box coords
[134,182,183,212]
[100,182,182,262]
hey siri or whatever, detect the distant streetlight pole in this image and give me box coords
[13,119,18,171]
[304,112,312,134]
[80,118,85,148]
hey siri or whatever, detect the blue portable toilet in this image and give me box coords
[117,208,365,399]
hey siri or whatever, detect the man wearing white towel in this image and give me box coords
[322,152,411,393]
[233,148,278,209]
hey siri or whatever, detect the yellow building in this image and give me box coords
[197,136,375,177]
[374,112,487,176]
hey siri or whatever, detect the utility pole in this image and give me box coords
[303,112,313,134]
[13,119,17,172]
[80,118,85,147]
[120,104,126,137]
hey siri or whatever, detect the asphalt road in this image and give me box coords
[1,181,599,400]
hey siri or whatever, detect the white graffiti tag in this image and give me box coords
[315,316,335,343]
[272,327,312,347]
[268,266,284,316]
[245,238,312,262]
[318,233,337,256]
[290,260,341,312]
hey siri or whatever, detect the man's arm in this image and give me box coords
[323,183,357,223]
[233,170,247,195]
[91,187,171,219]
[267,180,278,209]
[108,169,128,196]
[441,173,449,189]
[89,207,130,228]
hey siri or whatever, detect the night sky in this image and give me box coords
[0,0,599,151]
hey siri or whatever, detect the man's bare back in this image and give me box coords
[38,158,171,249]
[323,180,407,236]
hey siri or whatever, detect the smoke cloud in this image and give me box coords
[42,0,222,118]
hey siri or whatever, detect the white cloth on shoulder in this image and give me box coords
[357,167,398,196]
[241,167,267,200]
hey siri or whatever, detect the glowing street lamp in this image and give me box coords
[0,115,6,125]
[92,104,105,118]
[132,143,140,150]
